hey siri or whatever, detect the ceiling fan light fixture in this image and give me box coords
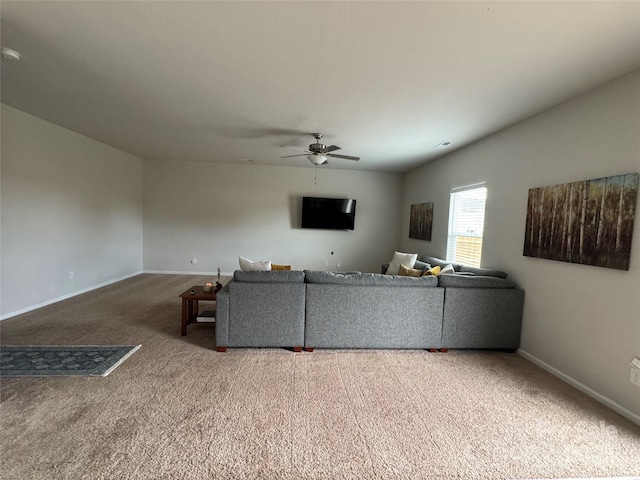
[0,47,21,61]
[308,153,327,165]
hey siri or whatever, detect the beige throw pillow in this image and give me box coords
[398,264,423,277]
[271,264,291,270]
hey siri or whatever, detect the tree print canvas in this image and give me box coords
[523,173,638,270]
[409,203,433,241]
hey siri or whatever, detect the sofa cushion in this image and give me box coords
[385,251,418,275]
[304,270,438,287]
[437,274,515,288]
[234,270,305,283]
[459,265,508,279]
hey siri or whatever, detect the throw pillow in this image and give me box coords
[398,264,423,277]
[422,265,441,276]
[271,264,291,270]
[440,264,456,275]
[386,251,418,275]
[238,256,271,271]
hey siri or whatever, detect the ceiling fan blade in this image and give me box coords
[324,145,341,153]
[283,146,308,152]
[281,154,308,158]
[327,153,360,161]
[221,127,312,139]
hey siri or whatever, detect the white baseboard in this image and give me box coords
[143,270,232,276]
[0,271,144,321]
[518,349,640,427]
[1,271,233,321]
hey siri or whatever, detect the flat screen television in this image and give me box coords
[301,196,357,230]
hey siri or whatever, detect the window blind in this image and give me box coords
[446,185,487,267]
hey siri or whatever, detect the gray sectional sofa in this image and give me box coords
[304,270,444,350]
[215,257,524,352]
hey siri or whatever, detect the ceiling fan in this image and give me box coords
[281,133,360,165]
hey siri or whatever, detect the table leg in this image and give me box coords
[181,298,188,336]
[187,300,194,325]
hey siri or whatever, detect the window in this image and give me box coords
[446,184,487,267]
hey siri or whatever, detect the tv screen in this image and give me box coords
[301,197,357,230]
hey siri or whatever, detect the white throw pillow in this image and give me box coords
[386,251,418,275]
[440,264,456,275]
[239,256,271,271]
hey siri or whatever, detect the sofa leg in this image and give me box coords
[215,347,227,352]
[293,346,302,352]
[303,348,315,352]
[439,348,449,353]
[428,348,438,353]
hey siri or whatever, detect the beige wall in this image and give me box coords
[143,159,403,274]
[401,69,640,421]
[1,105,143,318]
[1,104,403,318]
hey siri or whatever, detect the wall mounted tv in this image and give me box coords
[301,196,357,230]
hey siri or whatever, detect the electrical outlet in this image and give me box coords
[69,271,74,280]
[336,262,341,268]
[191,257,197,264]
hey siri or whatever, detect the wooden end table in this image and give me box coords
[179,286,217,336]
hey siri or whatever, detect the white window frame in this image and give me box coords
[446,183,487,267]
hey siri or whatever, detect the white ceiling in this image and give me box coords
[1,1,639,173]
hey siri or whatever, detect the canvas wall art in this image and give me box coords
[409,202,433,241]
[523,172,638,270]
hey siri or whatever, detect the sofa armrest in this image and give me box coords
[222,281,305,348]
[441,288,524,349]
[215,286,230,348]
[438,275,515,288]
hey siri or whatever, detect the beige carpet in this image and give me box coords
[1,274,639,479]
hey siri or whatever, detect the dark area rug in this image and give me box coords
[0,345,140,377]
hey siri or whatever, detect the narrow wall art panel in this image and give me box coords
[409,202,433,241]
[523,173,639,270]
